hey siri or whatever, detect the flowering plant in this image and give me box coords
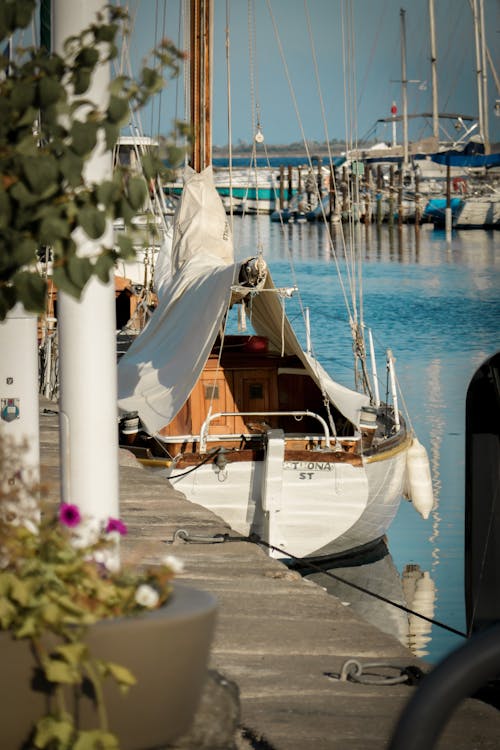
[0,436,183,749]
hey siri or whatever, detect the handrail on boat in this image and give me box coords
[199,410,331,453]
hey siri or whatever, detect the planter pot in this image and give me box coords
[0,583,217,750]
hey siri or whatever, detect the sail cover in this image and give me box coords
[117,166,237,434]
[246,272,370,428]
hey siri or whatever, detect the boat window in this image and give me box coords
[249,384,263,399]
[204,385,219,400]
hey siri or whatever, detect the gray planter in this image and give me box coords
[0,583,217,749]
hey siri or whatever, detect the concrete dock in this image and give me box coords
[38,399,500,750]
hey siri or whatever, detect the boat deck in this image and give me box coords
[39,397,500,750]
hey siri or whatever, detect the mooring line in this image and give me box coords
[170,528,468,639]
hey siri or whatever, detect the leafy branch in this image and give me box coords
[0,0,189,320]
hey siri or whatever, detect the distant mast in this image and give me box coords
[399,9,409,167]
[190,0,212,171]
[428,0,439,141]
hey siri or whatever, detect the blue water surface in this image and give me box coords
[230,216,500,664]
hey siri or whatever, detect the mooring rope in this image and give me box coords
[168,528,468,640]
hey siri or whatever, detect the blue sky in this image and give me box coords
[119,1,499,148]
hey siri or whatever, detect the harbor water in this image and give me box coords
[230,215,500,666]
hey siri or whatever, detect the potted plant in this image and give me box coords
[0,435,217,750]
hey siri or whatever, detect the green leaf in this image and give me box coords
[11,81,36,112]
[11,272,46,312]
[96,180,120,207]
[0,596,16,628]
[141,67,163,94]
[17,104,39,128]
[22,154,59,195]
[9,575,31,606]
[72,67,92,96]
[105,661,137,689]
[41,602,62,626]
[16,615,38,638]
[39,213,71,245]
[59,150,84,188]
[13,237,38,266]
[95,23,119,44]
[117,197,136,226]
[140,152,155,181]
[14,0,36,30]
[79,206,106,239]
[70,120,98,157]
[34,714,74,748]
[55,642,89,666]
[0,188,12,229]
[94,252,115,283]
[38,76,65,108]
[0,285,17,321]
[107,95,129,125]
[75,47,99,69]
[66,255,93,290]
[126,176,147,211]
[45,658,81,685]
[10,180,40,207]
[115,233,134,259]
[103,121,120,151]
[52,266,82,299]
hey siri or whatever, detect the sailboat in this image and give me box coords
[117,0,433,563]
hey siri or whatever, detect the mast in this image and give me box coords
[478,0,489,153]
[400,8,409,167]
[428,0,439,141]
[190,0,212,171]
[471,0,487,152]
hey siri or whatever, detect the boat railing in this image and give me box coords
[199,410,331,453]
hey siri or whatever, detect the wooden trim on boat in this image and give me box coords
[363,433,413,463]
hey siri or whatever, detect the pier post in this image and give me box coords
[389,165,394,227]
[445,164,452,238]
[415,172,421,233]
[54,0,119,528]
[279,165,285,210]
[376,165,383,225]
[398,169,403,227]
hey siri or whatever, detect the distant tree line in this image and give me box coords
[212,138,377,156]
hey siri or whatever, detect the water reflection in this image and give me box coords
[299,543,436,659]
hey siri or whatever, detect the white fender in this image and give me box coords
[405,437,434,519]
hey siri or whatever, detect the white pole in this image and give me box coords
[387,349,400,431]
[0,305,40,484]
[368,328,380,407]
[305,307,311,355]
[53,1,119,527]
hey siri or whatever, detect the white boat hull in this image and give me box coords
[166,442,409,561]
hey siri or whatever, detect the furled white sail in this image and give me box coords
[117,167,237,434]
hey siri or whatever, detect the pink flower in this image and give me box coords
[59,503,81,528]
[106,517,128,536]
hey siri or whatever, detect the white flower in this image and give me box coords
[162,555,185,574]
[103,555,121,574]
[134,584,160,608]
